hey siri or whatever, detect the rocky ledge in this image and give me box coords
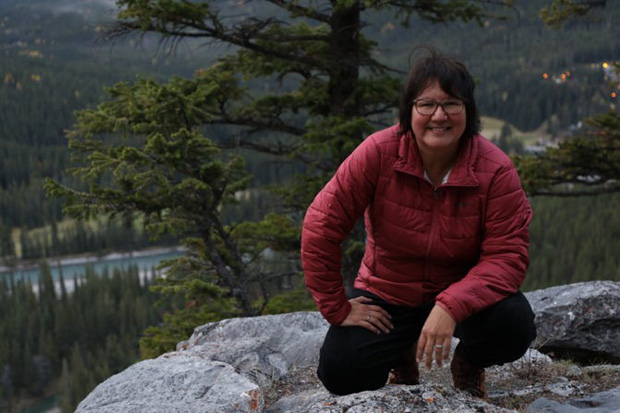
[76,281,620,412]
[525,280,620,363]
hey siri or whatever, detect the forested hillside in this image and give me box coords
[0,0,206,260]
[0,0,618,263]
[525,193,620,291]
[0,0,619,411]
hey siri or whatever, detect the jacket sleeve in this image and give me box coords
[301,137,381,325]
[436,162,533,323]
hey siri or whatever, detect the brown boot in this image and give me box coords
[450,353,487,399]
[388,344,419,385]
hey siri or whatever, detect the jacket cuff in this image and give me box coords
[325,300,352,326]
[435,293,466,323]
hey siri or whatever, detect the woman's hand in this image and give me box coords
[340,296,394,334]
[416,304,456,369]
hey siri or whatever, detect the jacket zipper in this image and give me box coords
[424,186,441,281]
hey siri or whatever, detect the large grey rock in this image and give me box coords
[177,311,329,387]
[525,281,620,362]
[76,353,262,412]
[78,282,620,412]
[527,386,620,413]
[268,383,516,413]
[76,312,327,413]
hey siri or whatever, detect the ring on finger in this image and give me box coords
[435,344,444,349]
[365,315,371,321]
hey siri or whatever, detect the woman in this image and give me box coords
[301,50,536,398]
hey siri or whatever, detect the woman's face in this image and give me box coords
[411,80,466,158]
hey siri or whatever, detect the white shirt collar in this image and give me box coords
[423,168,451,186]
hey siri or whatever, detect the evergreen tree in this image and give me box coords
[0,364,13,410]
[516,108,620,196]
[59,358,73,413]
[0,220,16,265]
[68,344,89,410]
[540,0,609,27]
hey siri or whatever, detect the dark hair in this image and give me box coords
[399,48,480,140]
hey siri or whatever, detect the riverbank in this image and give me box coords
[0,246,186,295]
[0,245,186,274]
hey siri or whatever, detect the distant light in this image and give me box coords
[542,73,549,79]
[561,73,567,80]
[612,92,618,98]
[602,62,609,69]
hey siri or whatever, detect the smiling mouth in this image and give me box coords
[428,126,451,132]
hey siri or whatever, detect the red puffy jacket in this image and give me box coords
[301,125,532,326]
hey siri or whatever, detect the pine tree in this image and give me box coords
[0,219,16,265]
[59,358,74,413]
[540,0,609,27]
[516,111,620,196]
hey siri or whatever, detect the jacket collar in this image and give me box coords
[393,129,479,188]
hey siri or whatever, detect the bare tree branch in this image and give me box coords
[108,18,333,72]
[264,0,331,23]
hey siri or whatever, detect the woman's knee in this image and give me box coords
[497,292,536,341]
[317,343,388,395]
[457,292,537,366]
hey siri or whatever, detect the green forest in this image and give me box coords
[0,0,619,411]
[0,0,618,252]
[0,265,171,412]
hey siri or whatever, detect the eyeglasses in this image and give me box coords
[413,99,465,116]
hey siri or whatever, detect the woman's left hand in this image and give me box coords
[416,304,456,369]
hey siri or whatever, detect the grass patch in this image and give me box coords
[480,116,551,147]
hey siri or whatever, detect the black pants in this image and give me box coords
[317,289,536,395]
